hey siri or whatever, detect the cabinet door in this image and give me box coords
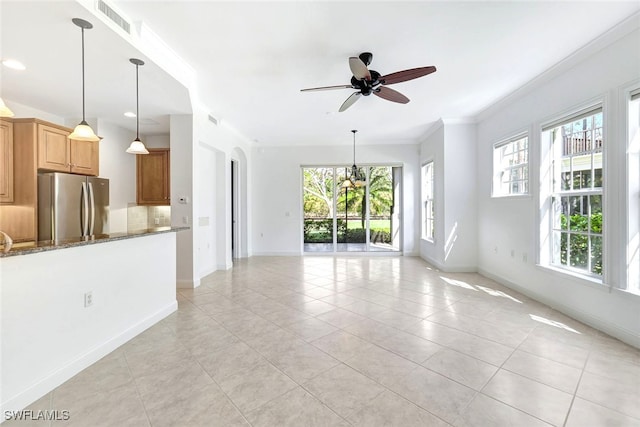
[137,149,170,205]
[0,120,14,203]
[37,124,70,172]
[70,139,99,176]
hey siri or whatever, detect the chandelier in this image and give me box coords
[343,130,366,188]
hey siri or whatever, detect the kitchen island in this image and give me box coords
[0,226,187,414]
[0,226,188,257]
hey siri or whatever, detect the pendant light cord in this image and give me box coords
[135,63,140,139]
[81,27,86,121]
[352,129,357,165]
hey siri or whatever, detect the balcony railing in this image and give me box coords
[563,134,603,156]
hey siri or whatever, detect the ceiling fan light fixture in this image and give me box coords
[126,58,148,155]
[0,97,15,117]
[301,52,436,112]
[70,18,100,142]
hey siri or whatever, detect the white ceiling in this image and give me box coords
[2,1,639,146]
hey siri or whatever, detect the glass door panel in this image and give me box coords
[367,166,394,251]
[303,165,402,253]
[303,167,334,252]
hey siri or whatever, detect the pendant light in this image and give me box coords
[68,18,100,142]
[343,129,366,188]
[0,97,14,117]
[126,58,149,154]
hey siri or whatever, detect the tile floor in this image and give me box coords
[9,256,640,427]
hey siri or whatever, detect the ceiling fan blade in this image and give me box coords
[380,66,437,85]
[339,92,361,112]
[374,86,409,104]
[300,85,352,92]
[349,57,371,81]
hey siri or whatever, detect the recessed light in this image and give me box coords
[124,112,136,118]
[2,59,26,71]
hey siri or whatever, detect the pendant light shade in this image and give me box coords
[126,138,148,154]
[69,18,99,142]
[0,97,14,117]
[126,58,149,155]
[344,130,366,188]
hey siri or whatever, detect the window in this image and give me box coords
[628,90,640,293]
[422,161,434,241]
[545,108,603,277]
[493,135,529,196]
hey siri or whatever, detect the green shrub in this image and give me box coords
[559,213,602,275]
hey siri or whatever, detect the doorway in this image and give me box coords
[231,159,239,260]
[303,165,402,253]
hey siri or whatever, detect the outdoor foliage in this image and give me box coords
[559,212,602,275]
[303,166,395,245]
[303,219,391,244]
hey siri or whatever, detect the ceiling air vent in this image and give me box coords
[208,114,219,126]
[97,0,130,34]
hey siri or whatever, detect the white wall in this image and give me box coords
[476,27,640,347]
[172,108,253,288]
[170,115,195,287]
[196,142,218,277]
[144,134,170,148]
[251,143,420,256]
[3,100,64,124]
[443,123,478,270]
[419,122,477,271]
[0,233,178,414]
[96,120,137,233]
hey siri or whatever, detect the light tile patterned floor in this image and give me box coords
[9,257,640,426]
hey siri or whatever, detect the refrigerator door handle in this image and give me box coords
[81,182,89,237]
[88,182,95,236]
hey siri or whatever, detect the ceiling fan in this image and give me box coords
[301,52,436,112]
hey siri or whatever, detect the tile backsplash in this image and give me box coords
[127,204,171,232]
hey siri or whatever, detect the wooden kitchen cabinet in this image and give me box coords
[0,119,14,203]
[38,123,99,176]
[0,118,101,242]
[137,148,170,205]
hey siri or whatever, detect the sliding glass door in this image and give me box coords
[303,166,401,253]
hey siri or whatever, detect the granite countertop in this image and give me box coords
[0,227,190,258]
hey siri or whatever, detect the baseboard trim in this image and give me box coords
[0,301,178,415]
[419,254,477,273]
[478,268,640,349]
[216,262,233,270]
[252,251,302,256]
[177,279,197,289]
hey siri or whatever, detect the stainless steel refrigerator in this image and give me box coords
[38,172,109,241]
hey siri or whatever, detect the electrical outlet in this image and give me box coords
[84,291,93,308]
[510,249,515,258]
[154,217,160,225]
[522,253,528,263]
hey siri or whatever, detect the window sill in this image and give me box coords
[421,237,436,244]
[536,263,604,287]
[612,287,640,302]
[491,193,532,200]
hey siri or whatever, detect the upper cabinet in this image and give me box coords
[0,119,14,203]
[0,118,101,242]
[137,148,170,205]
[37,122,99,176]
